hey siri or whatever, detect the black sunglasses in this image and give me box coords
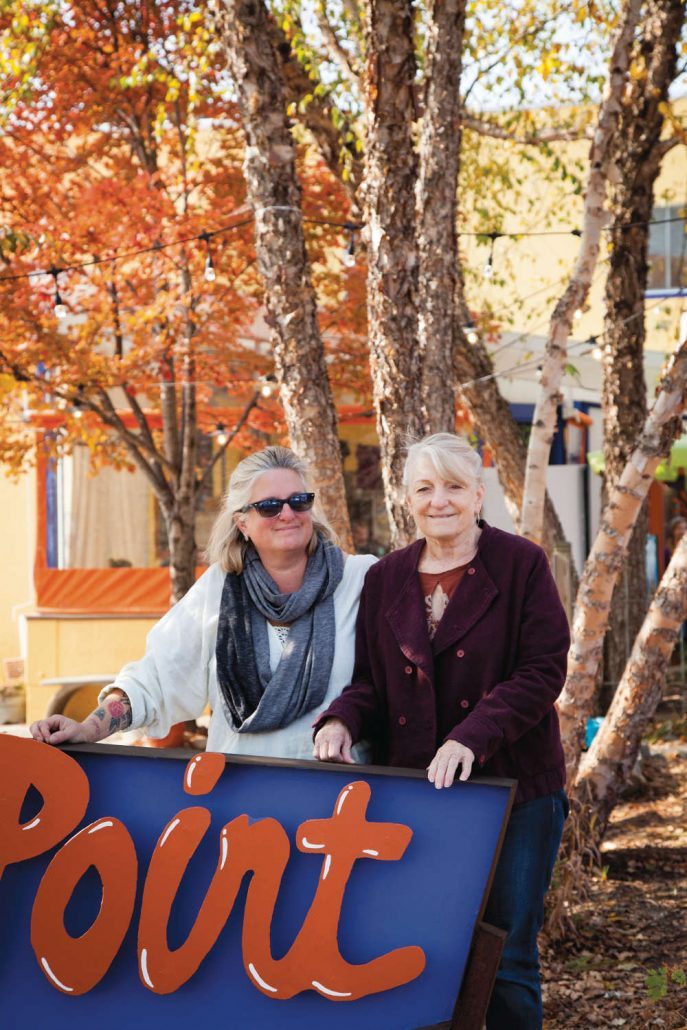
[239,492,315,519]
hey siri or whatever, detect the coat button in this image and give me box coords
[456,648,465,658]
[404,665,413,675]
[398,715,407,726]
[467,567,476,576]
[460,699,470,709]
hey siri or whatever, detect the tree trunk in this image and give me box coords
[601,0,685,697]
[557,336,687,784]
[519,0,642,544]
[362,0,424,548]
[163,500,198,603]
[416,0,467,434]
[575,530,687,847]
[601,512,648,703]
[213,0,353,551]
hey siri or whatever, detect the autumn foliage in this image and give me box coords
[0,0,367,596]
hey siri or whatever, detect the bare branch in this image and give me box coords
[314,4,361,91]
[461,112,593,145]
[657,134,686,157]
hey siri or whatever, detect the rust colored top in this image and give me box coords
[418,565,468,640]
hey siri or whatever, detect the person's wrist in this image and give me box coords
[80,717,100,743]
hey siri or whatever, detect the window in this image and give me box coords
[648,205,687,292]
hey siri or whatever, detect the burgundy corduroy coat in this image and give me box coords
[316,523,570,804]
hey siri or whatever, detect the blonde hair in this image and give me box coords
[205,445,337,573]
[403,433,483,489]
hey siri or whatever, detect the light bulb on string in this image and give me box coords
[200,232,217,283]
[259,373,278,398]
[50,267,68,319]
[587,335,603,361]
[483,232,500,281]
[342,223,357,268]
[463,319,479,344]
[574,308,583,321]
[73,399,83,420]
[215,422,228,447]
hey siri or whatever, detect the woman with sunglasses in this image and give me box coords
[31,446,376,760]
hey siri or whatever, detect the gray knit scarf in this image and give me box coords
[215,537,344,733]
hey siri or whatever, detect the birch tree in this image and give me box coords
[212,0,353,550]
[361,0,424,546]
[416,0,466,434]
[519,0,642,543]
[574,531,687,848]
[601,0,686,689]
[558,335,687,784]
[267,1,590,551]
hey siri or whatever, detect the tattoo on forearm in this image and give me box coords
[86,694,132,738]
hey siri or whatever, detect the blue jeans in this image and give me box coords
[484,790,568,1030]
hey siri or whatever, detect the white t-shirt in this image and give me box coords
[101,553,376,761]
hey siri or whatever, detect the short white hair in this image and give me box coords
[403,433,483,489]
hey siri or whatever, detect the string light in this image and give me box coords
[588,335,603,361]
[483,232,501,280]
[215,421,228,446]
[199,232,216,283]
[50,267,68,319]
[259,373,278,398]
[342,222,357,268]
[460,295,672,389]
[463,319,479,344]
[2,214,684,289]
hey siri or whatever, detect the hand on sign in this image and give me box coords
[30,690,132,746]
[427,741,475,789]
[30,714,99,746]
[313,718,355,764]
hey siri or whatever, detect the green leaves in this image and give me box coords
[646,965,687,1002]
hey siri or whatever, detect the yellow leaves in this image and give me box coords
[628,60,648,82]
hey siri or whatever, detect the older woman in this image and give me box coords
[314,432,570,1030]
[31,446,375,760]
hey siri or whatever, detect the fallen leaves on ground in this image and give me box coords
[542,733,687,1029]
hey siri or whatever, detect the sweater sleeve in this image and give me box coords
[98,566,221,738]
[446,548,570,763]
[313,572,385,743]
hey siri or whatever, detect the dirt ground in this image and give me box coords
[542,701,687,1029]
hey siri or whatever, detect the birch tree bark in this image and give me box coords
[558,336,687,784]
[519,0,642,544]
[574,531,687,847]
[601,0,685,693]
[416,0,467,434]
[362,0,424,547]
[212,0,353,550]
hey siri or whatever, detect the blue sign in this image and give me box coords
[0,738,514,1029]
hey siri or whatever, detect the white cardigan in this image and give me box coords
[101,553,376,761]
